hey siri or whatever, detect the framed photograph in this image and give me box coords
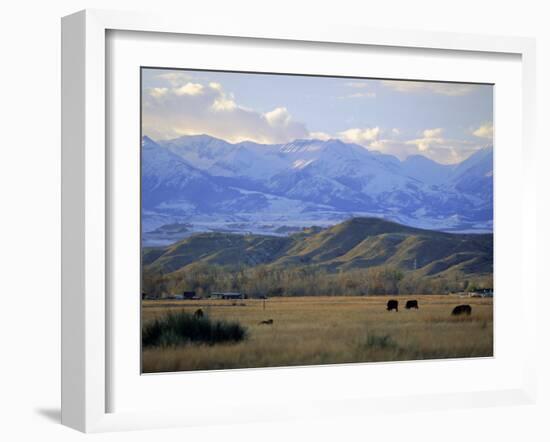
[139,67,495,374]
[62,9,537,432]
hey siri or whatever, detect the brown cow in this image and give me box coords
[259,319,274,325]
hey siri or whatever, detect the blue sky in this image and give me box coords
[142,68,493,164]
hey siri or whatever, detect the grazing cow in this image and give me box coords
[405,300,419,310]
[451,304,472,316]
[194,308,204,318]
[259,319,274,325]
[387,299,399,312]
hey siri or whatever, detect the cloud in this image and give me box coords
[156,72,194,86]
[174,82,204,96]
[402,128,479,163]
[143,81,308,144]
[422,128,443,138]
[381,80,478,96]
[345,82,370,89]
[472,122,494,139]
[344,127,483,164]
[212,95,237,111]
[149,87,169,98]
[339,81,376,99]
[406,128,450,153]
[369,139,425,160]
[309,131,332,141]
[338,127,381,144]
[265,107,292,127]
[339,92,376,99]
[143,72,488,164]
[370,138,480,164]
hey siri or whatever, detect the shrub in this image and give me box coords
[364,333,398,350]
[142,311,247,348]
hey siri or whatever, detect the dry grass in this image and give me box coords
[141,295,493,373]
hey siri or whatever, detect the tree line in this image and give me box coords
[142,262,492,298]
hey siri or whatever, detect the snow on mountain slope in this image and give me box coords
[451,146,493,201]
[141,136,239,210]
[273,139,407,195]
[402,155,452,185]
[159,135,287,180]
[141,134,493,242]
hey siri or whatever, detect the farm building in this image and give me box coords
[212,292,245,300]
[183,291,197,300]
[469,288,493,298]
[171,291,200,300]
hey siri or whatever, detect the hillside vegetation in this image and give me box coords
[143,217,492,297]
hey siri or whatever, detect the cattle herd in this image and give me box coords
[192,301,472,328]
[386,299,472,316]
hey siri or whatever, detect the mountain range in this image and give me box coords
[143,217,493,280]
[141,134,493,246]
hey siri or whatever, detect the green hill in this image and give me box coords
[143,217,492,280]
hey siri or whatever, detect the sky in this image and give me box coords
[142,68,493,165]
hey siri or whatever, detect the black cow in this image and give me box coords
[405,300,419,309]
[194,308,204,318]
[387,299,399,312]
[259,319,274,325]
[451,304,472,316]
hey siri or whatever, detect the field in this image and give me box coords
[141,295,493,373]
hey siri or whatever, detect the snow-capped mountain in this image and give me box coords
[159,135,287,180]
[141,136,239,210]
[142,134,493,245]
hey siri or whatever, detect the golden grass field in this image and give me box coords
[141,295,493,373]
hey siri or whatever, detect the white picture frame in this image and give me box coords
[61,9,537,433]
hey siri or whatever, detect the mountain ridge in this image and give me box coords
[143,217,493,280]
[142,134,493,243]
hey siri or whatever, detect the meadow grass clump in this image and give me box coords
[142,310,247,348]
[364,333,398,350]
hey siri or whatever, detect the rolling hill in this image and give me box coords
[143,217,493,280]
